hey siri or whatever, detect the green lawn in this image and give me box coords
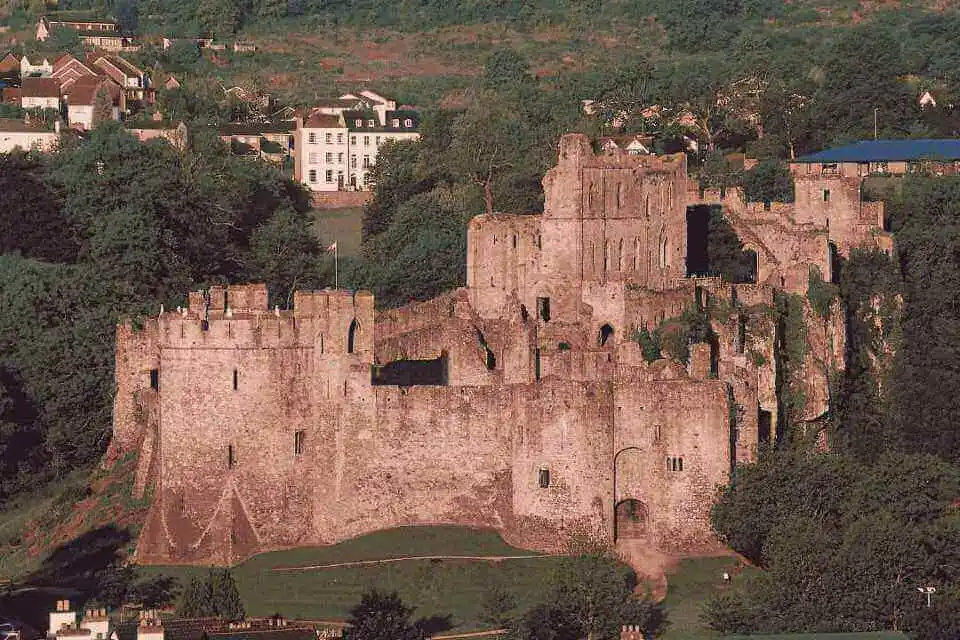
[141,526,557,628]
[312,207,364,258]
[661,556,757,640]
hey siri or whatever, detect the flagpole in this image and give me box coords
[335,242,339,290]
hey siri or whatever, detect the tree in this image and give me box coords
[362,139,430,240]
[483,49,533,91]
[519,604,579,640]
[166,41,202,71]
[448,92,525,215]
[116,0,140,34]
[657,58,736,152]
[544,553,668,640]
[48,27,84,57]
[209,568,245,621]
[196,0,243,37]
[246,205,321,308]
[176,569,244,619]
[92,85,114,128]
[177,575,213,617]
[361,187,472,308]
[480,585,518,630]
[0,151,75,262]
[741,161,793,203]
[346,590,426,640]
[132,574,181,608]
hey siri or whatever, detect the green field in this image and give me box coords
[312,207,364,258]
[141,526,557,627]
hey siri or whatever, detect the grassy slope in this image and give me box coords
[0,452,148,582]
[141,526,555,628]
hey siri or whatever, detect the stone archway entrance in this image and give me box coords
[615,498,649,540]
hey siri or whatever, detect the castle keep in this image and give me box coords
[111,135,889,566]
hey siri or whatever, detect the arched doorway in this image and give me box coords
[615,498,649,540]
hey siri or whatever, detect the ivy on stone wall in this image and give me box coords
[806,266,840,320]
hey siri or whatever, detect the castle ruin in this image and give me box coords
[111,134,889,566]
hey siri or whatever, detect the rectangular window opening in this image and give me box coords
[823,188,831,202]
[536,297,551,322]
[232,369,238,390]
[228,444,236,468]
[149,368,159,390]
[294,430,306,456]
[538,467,550,488]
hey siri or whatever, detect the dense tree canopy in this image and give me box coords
[0,124,319,499]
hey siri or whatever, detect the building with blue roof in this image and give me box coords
[793,138,960,177]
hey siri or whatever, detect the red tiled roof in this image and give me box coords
[0,53,19,73]
[0,117,51,132]
[304,111,341,128]
[21,77,61,98]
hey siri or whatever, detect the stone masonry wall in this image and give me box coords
[117,135,889,566]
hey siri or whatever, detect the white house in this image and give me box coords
[294,92,421,192]
[20,55,52,77]
[0,118,60,153]
[20,76,60,110]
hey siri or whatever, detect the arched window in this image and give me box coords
[659,233,668,268]
[633,237,640,271]
[347,318,359,354]
[604,240,610,272]
[617,238,624,272]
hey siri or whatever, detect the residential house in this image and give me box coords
[52,53,99,91]
[125,118,188,150]
[794,138,960,177]
[220,121,295,163]
[919,90,937,109]
[0,53,19,84]
[233,41,257,53]
[20,76,60,110]
[295,93,420,191]
[600,134,653,156]
[20,55,53,77]
[91,54,152,104]
[80,32,138,52]
[164,74,181,90]
[36,17,118,41]
[161,37,216,51]
[48,601,120,640]
[0,117,60,152]
[63,75,121,129]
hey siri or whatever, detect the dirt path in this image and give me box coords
[270,554,551,572]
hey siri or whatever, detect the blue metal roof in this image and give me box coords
[797,139,960,163]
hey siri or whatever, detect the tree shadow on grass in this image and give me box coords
[416,614,453,636]
[0,525,132,631]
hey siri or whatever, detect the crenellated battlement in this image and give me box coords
[115,134,865,569]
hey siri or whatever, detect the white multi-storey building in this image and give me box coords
[295,91,420,192]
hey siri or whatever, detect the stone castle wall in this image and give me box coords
[116,135,887,566]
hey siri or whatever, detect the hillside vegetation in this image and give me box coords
[0,2,958,639]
